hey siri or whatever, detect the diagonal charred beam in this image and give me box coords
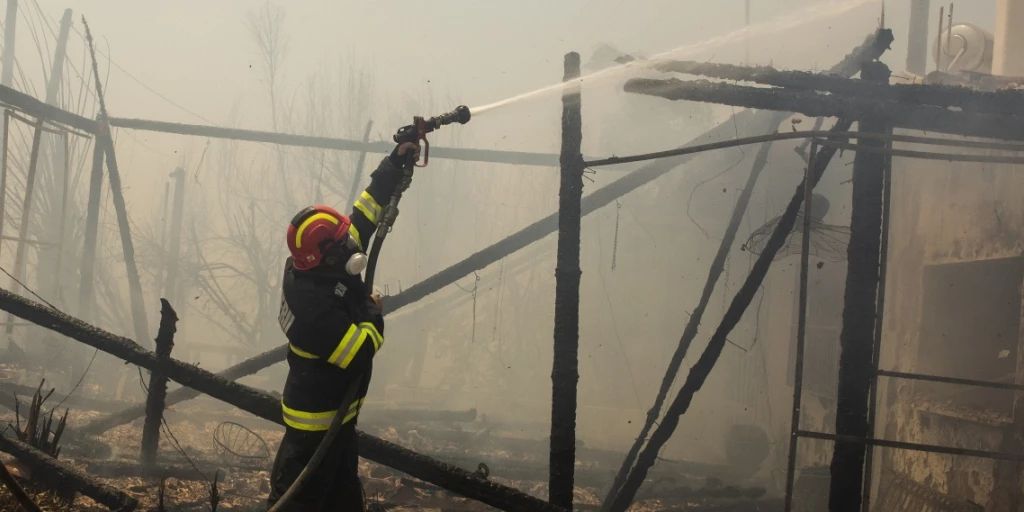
[624,78,1024,141]
[77,345,286,436]
[0,288,563,512]
[0,83,97,134]
[0,433,138,511]
[653,59,1024,117]
[0,459,41,512]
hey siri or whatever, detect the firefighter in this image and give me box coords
[267,141,420,511]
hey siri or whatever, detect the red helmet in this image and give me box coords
[287,205,352,270]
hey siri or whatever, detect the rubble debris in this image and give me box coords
[0,432,138,511]
[83,460,227,481]
[0,459,42,512]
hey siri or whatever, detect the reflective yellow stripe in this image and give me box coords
[359,322,383,350]
[338,330,371,368]
[354,191,382,224]
[281,399,362,431]
[288,343,318,359]
[348,224,363,250]
[281,401,335,431]
[343,399,363,423]
[327,325,359,366]
[294,212,339,249]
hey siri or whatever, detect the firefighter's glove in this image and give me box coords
[367,292,383,317]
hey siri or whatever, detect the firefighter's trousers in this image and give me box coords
[267,425,365,511]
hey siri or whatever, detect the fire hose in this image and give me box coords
[268,106,470,511]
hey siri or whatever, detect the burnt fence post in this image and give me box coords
[140,299,178,465]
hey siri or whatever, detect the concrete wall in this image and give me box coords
[875,136,1024,510]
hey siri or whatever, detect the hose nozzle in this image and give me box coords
[427,105,471,129]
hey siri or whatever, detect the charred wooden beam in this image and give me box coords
[653,60,1024,117]
[0,459,41,512]
[0,289,563,512]
[78,345,286,436]
[0,433,137,511]
[549,51,584,509]
[83,19,152,344]
[828,62,891,512]
[140,299,177,465]
[0,83,96,134]
[624,78,1024,141]
[76,140,104,322]
[107,117,560,167]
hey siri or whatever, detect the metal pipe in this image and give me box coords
[813,139,1024,164]
[783,142,817,512]
[585,130,1024,168]
[797,430,1024,463]
[877,369,1024,391]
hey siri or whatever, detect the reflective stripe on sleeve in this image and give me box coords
[326,323,382,369]
[348,224,363,250]
[354,191,382,225]
[360,322,383,351]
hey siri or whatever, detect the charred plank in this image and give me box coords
[0,433,137,511]
[624,78,1024,141]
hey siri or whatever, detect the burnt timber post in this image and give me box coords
[549,51,583,509]
[76,140,104,321]
[1,0,15,87]
[83,18,152,343]
[5,117,44,340]
[828,60,891,512]
[140,299,177,465]
[163,168,186,306]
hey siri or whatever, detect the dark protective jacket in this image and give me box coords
[275,156,403,430]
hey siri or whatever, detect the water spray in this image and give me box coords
[469,0,880,117]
